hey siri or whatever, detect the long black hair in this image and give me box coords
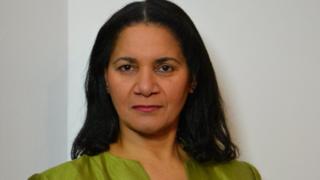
[71,0,238,163]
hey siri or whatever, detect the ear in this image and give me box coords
[189,76,197,93]
[105,81,110,93]
[104,70,110,93]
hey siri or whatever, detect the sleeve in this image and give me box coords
[28,174,48,180]
[243,162,262,180]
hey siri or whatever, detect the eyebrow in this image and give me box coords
[111,56,136,64]
[155,57,182,65]
[111,56,182,65]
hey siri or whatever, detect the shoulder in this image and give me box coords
[28,153,109,180]
[189,159,261,180]
[205,160,261,180]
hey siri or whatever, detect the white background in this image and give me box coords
[1,0,319,179]
[0,0,67,179]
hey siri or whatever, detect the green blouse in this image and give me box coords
[29,151,261,180]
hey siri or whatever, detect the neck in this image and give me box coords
[109,124,187,163]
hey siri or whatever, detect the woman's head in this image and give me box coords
[105,23,191,137]
[72,0,238,162]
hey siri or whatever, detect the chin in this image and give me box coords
[126,122,176,137]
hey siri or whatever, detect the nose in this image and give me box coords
[133,68,160,97]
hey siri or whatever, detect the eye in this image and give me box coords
[118,64,135,72]
[157,64,174,73]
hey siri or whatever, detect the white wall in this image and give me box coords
[1,0,319,179]
[0,0,67,179]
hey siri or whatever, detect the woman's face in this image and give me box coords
[105,23,191,136]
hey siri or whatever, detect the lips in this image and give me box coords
[132,105,163,112]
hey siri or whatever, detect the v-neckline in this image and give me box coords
[104,151,195,180]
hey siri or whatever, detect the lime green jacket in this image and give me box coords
[29,151,261,180]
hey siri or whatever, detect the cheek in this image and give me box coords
[109,87,127,105]
[164,76,190,106]
[108,86,131,121]
[106,74,132,111]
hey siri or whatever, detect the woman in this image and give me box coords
[30,0,261,179]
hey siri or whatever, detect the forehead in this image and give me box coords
[110,23,184,61]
